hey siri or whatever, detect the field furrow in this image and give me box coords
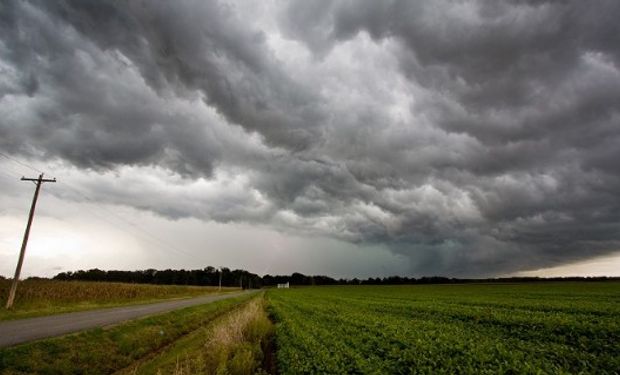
[268,283,620,374]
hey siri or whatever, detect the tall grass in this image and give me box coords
[0,295,254,374]
[0,279,233,320]
[170,297,274,375]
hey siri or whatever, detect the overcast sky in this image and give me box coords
[1,0,620,279]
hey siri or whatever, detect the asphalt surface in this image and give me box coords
[0,290,254,348]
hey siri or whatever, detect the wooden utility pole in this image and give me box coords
[5,174,56,309]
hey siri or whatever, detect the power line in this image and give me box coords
[1,162,33,180]
[0,151,198,261]
[72,199,197,261]
[56,180,197,260]
[0,169,20,182]
[0,152,45,174]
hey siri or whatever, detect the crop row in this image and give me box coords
[268,283,620,374]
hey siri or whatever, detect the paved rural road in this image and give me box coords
[0,290,255,348]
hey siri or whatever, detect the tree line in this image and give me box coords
[50,268,619,288]
[53,267,263,289]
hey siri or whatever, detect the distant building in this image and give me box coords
[277,282,289,289]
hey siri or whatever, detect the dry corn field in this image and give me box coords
[0,279,230,319]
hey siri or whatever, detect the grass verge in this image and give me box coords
[0,293,255,374]
[0,279,236,321]
[121,293,274,375]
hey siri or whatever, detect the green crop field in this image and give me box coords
[268,283,620,374]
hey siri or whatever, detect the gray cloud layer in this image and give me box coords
[1,0,619,276]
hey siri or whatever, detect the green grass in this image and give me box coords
[268,282,620,374]
[0,279,237,320]
[123,293,274,375]
[0,293,256,374]
[119,320,210,374]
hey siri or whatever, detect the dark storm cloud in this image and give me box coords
[0,0,322,170]
[276,0,620,274]
[43,0,325,150]
[1,0,620,276]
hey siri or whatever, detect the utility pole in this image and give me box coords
[5,174,56,309]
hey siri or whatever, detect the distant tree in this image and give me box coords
[52,268,620,287]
